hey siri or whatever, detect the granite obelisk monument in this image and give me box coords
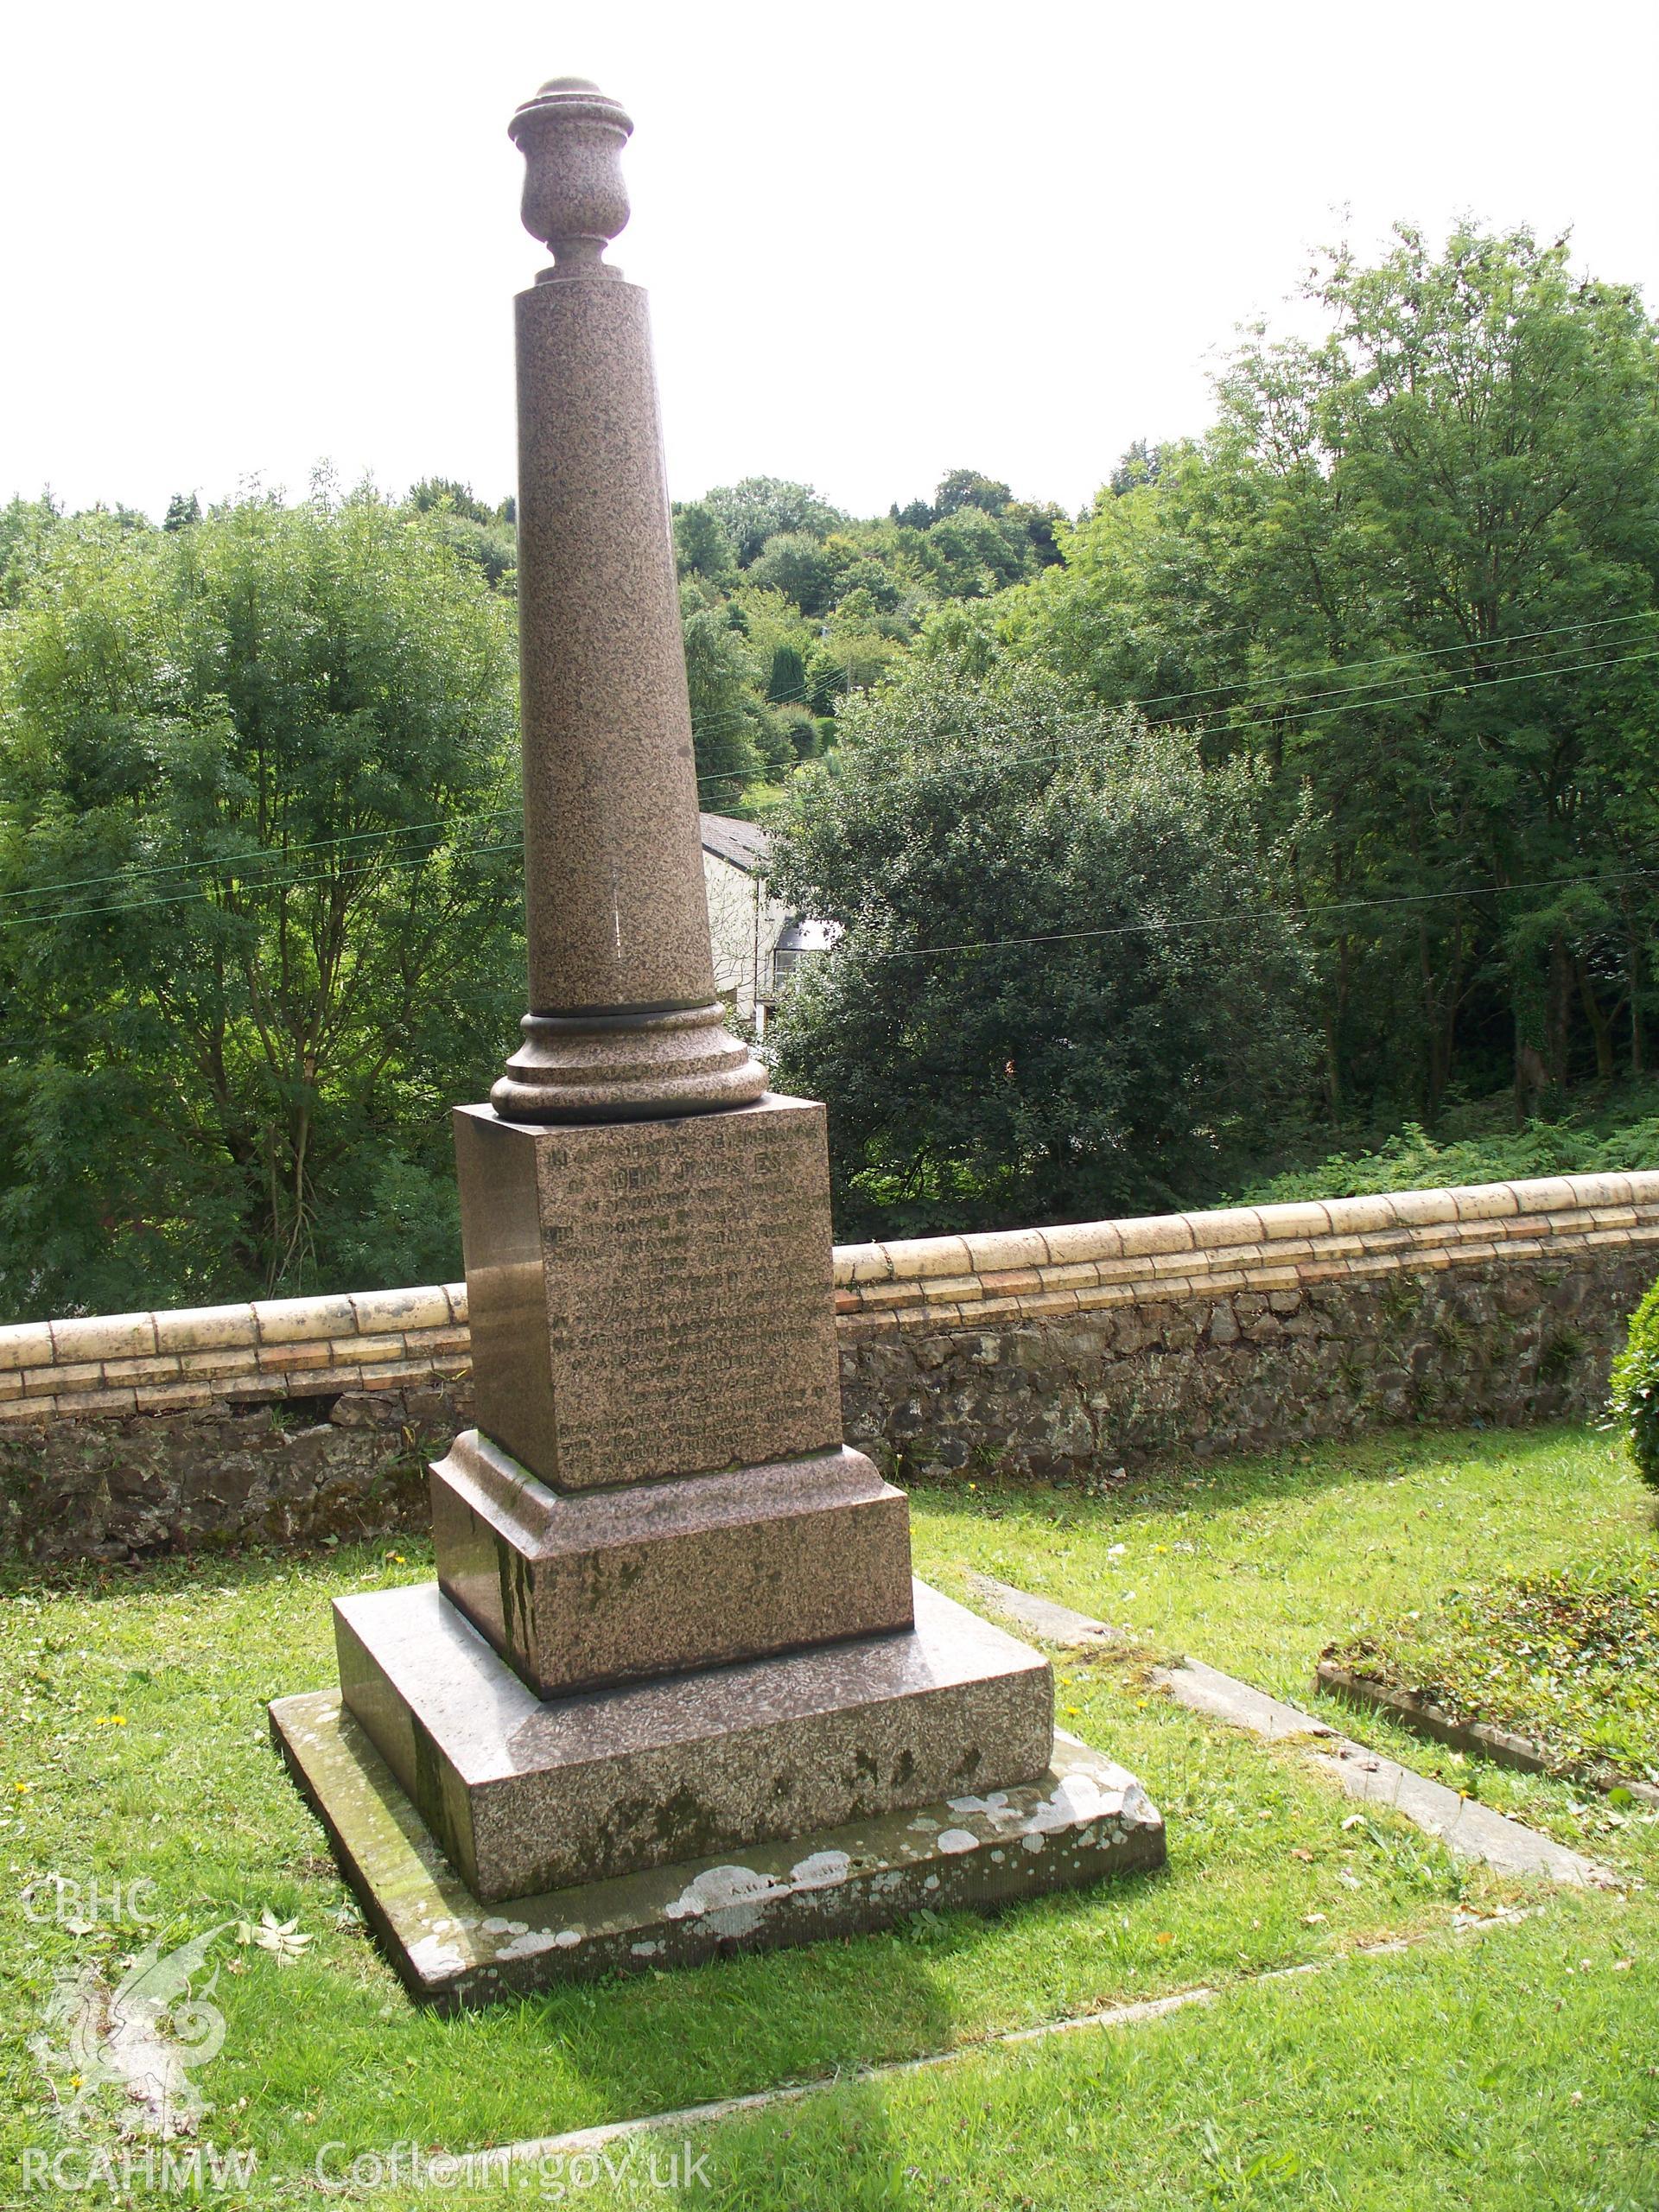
[271,78,1163,2005]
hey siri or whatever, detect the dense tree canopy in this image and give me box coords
[6,222,1657,1310]
[671,502,737,587]
[766,657,1317,1236]
[701,479,849,567]
[680,596,771,797]
[406,477,518,591]
[0,486,521,1317]
[671,467,1071,817]
[1009,226,1659,1124]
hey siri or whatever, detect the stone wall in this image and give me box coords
[0,1287,474,1565]
[830,1173,1659,1483]
[3,1173,1656,1562]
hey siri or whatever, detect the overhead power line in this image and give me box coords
[0,836,523,931]
[0,810,520,907]
[5,823,1654,963]
[1138,644,1659,747]
[854,864,1659,965]
[1090,607,1659,719]
[7,633,1659,920]
[690,638,1659,804]
[679,607,1659,778]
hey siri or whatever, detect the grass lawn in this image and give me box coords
[2,1421,1656,2207]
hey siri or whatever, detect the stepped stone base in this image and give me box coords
[329,1578,1053,1901]
[431,1430,912,1696]
[270,1689,1166,2010]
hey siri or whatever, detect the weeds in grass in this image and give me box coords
[1326,1559,1659,1785]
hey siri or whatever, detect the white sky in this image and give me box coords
[4,0,1656,524]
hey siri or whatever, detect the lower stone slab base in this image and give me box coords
[332,1577,1055,1899]
[270,1691,1166,2012]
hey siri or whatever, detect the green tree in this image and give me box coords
[1018,225,1659,1122]
[1008,498,1066,569]
[766,639,808,707]
[408,476,498,524]
[681,599,766,804]
[830,556,905,614]
[747,531,840,616]
[1611,1277,1659,1487]
[766,655,1316,1236]
[769,703,820,763]
[0,495,60,607]
[702,479,848,565]
[162,492,201,531]
[0,486,522,1316]
[406,480,517,591]
[925,507,1032,596]
[672,500,737,585]
[1107,440,1166,497]
[934,467,1013,517]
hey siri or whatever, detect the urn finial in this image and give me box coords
[508,77,633,276]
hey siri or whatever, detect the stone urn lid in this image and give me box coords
[508,76,632,275]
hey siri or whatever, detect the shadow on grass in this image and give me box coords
[404,1865,1172,2139]
[905,1418,1594,1534]
[0,1529,437,1604]
[223,1877,1183,2177]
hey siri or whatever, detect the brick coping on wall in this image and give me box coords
[3,1172,1656,1425]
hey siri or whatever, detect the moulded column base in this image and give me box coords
[490,1001,765,1122]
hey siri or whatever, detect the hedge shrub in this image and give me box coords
[1611,1280,1659,1490]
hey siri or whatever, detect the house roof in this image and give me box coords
[699,812,772,874]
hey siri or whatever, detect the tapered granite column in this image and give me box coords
[492,78,766,1124]
[269,77,1164,2003]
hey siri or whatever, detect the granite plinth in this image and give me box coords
[432,1430,913,1696]
[454,1096,844,1492]
[333,1579,1052,1902]
[270,1689,1167,2009]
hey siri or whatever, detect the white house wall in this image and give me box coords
[702,848,789,1024]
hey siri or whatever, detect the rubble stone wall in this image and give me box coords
[3,1174,1655,1561]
